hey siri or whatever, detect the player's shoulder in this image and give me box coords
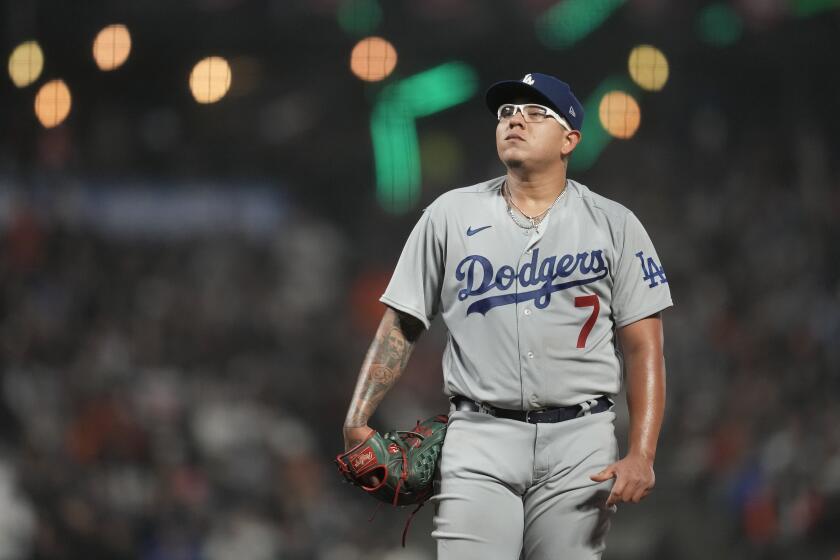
[568,179,633,223]
[422,176,504,216]
[429,176,504,206]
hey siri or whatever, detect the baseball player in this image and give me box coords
[343,72,672,559]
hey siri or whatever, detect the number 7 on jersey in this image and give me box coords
[574,295,599,348]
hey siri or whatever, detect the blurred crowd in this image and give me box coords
[2,1,840,557]
[587,109,840,559]
[1,107,839,560]
[0,200,391,560]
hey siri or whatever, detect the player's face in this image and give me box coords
[495,97,580,170]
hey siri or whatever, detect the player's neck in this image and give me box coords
[505,169,568,213]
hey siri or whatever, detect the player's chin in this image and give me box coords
[498,150,526,169]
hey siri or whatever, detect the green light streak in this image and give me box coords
[371,108,418,213]
[385,62,478,117]
[696,3,743,47]
[537,0,627,50]
[569,75,638,173]
[371,62,478,214]
[337,0,382,36]
[789,0,840,17]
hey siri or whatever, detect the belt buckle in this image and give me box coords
[577,398,597,417]
[525,409,545,423]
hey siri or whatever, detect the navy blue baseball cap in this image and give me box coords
[486,72,584,131]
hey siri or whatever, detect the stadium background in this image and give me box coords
[2,0,840,558]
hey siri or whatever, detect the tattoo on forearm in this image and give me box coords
[345,310,423,427]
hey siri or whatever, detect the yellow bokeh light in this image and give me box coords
[628,45,668,92]
[93,24,132,71]
[34,79,72,128]
[189,56,232,104]
[8,41,44,88]
[350,37,397,82]
[598,91,641,140]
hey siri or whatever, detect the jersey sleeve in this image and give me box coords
[379,207,444,329]
[611,211,673,328]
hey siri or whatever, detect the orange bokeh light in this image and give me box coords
[34,79,72,128]
[93,24,132,71]
[350,37,397,82]
[598,91,641,140]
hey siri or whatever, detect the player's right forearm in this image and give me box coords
[344,307,424,428]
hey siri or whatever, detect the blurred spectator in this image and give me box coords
[1,2,839,558]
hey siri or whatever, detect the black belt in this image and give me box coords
[450,395,612,424]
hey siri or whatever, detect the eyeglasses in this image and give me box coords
[497,103,571,130]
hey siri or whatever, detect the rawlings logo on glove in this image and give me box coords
[336,415,448,507]
[350,446,377,472]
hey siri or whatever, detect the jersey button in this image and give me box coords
[527,351,535,359]
[523,308,532,316]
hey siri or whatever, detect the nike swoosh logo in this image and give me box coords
[466,225,492,236]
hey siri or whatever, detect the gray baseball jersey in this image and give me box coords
[380,175,672,409]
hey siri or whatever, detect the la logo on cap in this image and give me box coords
[522,74,535,85]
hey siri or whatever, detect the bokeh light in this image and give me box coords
[8,41,44,88]
[93,24,132,71]
[189,57,232,104]
[337,0,382,36]
[598,91,640,139]
[790,0,840,16]
[536,0,625,50]
[371,61,477,213]
[697,3,743,47]
[628,45,668,91]
[350,37,397,82]
[569,75,635,172]
[34,79,72,128]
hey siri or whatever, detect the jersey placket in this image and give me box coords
[514,213,551,410]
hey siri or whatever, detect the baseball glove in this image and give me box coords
[335,414,448,508]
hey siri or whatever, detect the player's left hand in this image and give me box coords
[589,453,655,506]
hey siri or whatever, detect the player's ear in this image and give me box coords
[561,130,581,156]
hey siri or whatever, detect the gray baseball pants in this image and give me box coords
[430,407,618,559]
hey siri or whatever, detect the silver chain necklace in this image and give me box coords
[503,182,567,234]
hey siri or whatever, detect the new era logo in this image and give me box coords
[522,74,535,85]
[569,106,576,117]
